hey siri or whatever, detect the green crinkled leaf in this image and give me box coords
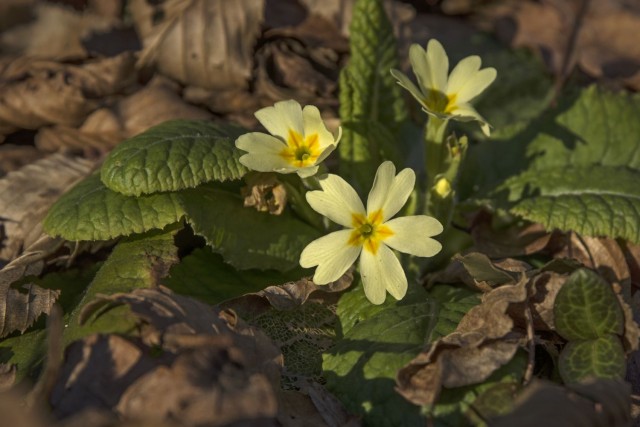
[64,227,179,343]
[502,165,640,243]
[554,269,624,341]
[324,286,479,427]
[338,0,407,193]
[43,174,185,241]
[559,335,626,384]
[101,120,248,196]
[464,87,640,242]
[163,247,300,304]
[179,185,321,271]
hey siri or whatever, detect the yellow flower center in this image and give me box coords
[348,209,394,255]
[280,129,322,167]
[424,89,457,114]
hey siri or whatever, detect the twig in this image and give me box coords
[523,301,536,385]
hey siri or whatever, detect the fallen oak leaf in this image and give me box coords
[130,0,264,90]
[0,153,95,262]
[470,211,553,258]
[490,378,632,427]
[0,53,136,130]
[0,235,63,338]
[396,276,529,407]
[53,287,283,425]
[0,2,118,60]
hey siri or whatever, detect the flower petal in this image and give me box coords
[239,153,297,174]
[236,132,286,154]
[306,174,366,227]
[359,244,407,304]
[452,67,497,104]
[302,105,337,151]
[299,230,361,284]
[367,162,415,221]
[236,133,295,172]
[391,68,425,107]
[296,165,319,178]
[449,103,492,136]
[426,39,449,92]
[445,55,481,98]
[384,216,443,257]
[254,99,304,140]
[408,43,431,94]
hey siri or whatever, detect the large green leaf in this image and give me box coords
[43,174,185,241]
[163,247,299,304]
[503,165,640,242]
[463,86,640,242]
[338,0,407,193]
[554,269,624,341]
[101,120,248,196]
[179,185,321,271]
[64,227,179,343]
[559,335,626,384]
[324,286,478,427]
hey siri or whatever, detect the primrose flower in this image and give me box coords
[391,39,497,136]
[235,100,341,178]
[300,161,443,304]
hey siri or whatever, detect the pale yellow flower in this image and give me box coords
[236,100,341,178]
[391,39,497,136]
[300,161,443,304]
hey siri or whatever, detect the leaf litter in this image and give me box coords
[0,0,639,426]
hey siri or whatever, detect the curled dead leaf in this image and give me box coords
[470,211,553,258]
[478,0,640,90]
[0,363,16,392]
[490,378,631,427]
[53,287,284,425]
[130,0,264,90]
[0,145,43,177]
[242,173,288,215]
[115,76,213,138]
[0,235,64,338]
[0,153,95,262]
[224,268,353,314]
[0,3,118,60]
[0,53,136,130]
[397,277,528,406]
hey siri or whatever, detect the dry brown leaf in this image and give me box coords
[0,363,16,392]
[0,153,94,262]
[397,277,528,406]
[254,36,340,111]
[0,53,136,130]
[223,268,353,315]
[35,125,122,158]
[130,0,264,90]
[0,235,63,338]
[427,251,527,292]
[470,211,553,258]
[117,341,279,426]
[114,76,212,138]
[478,0,640,90]
[79,286,283,380]
[302,381,361,427]
[50,333,170,418]
[490,378,631,427]
[0,3,118,59]
[0,144,44,177]
[53,287,283,425]
[242,172,288,215]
